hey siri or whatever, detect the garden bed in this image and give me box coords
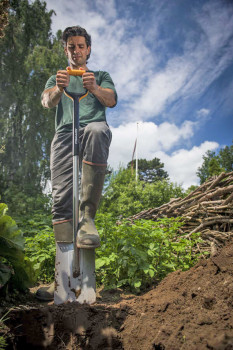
[1,238,233,349]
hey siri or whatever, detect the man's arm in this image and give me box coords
[82,72,116,107]
[91,86,116,107]
[41,86,63,108]
[41,70,70,108]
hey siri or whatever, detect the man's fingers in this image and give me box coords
[56,70,69,87]
[82,73,95,86]
[82,72,94,81]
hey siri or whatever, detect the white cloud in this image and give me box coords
[123,1,233,123]
[109,120,195,164]
[108,121,219,188]
[45,0,233,126]
[95,0,117,19]
[196,108,210,118]
[155,141,219,188]
[42,0,230,189]
[126,15,233,122]
[195,1,233,50]
[126,56,193,120]
[90,32,153,102]
[196,108,211,125]
[45,0,154,103]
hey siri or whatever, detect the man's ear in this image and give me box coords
[87,46,91,55]
[64,46,68,56]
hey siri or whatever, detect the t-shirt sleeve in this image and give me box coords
[41,75,57,105]
[44,75,56,90]
[99,71,118,107]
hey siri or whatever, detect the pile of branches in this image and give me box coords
[131,172,233,254]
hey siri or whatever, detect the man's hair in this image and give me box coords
[62,26,91,61]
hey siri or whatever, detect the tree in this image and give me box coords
[208,158,224,177]
[128,157,169,182]
[197,143,233,184]
[0,0,67,215]
[197,150,216,184]
[219,144,233,172]
[100,167,184,218]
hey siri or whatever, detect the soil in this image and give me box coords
[1,239,233,350]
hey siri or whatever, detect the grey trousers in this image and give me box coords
[50,122,112,223]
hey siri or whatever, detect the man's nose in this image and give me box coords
[74,46,80,53]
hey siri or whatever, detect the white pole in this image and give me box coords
[136,122,139,182]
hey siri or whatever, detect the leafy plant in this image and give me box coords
[0,203,33,291]
[23,214,55,283]
[0,308,13,350]
[95,214,202,292]
[0,335,7,350]
[0,200,55,285]
[100,167,185,218]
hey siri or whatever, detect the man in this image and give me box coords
[36,26,117,300]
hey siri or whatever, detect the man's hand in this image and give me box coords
[42,70,70,108]
[82,71,116,107]
[82,72,98,93]
[56,70,70,92]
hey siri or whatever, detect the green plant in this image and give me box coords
[24,216,55,283]
[197,143,233,184]
[95,214,202,292]
[0,203,33,291]
[100,167,185,218]
[0,336,7,350]
[0,308,14,350]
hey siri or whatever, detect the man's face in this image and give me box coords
[64,36,91,68]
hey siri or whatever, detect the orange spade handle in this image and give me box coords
[66,67,86,76]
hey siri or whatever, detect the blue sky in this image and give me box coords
[44,0,233,188]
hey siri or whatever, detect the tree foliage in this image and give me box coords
[0,0,67,215]
[0,0,9,38]
[128,157,168,182]
[219,144,233,172]
[100,167,184,218]
[197,143,233,184]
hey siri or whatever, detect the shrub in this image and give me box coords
[0,203,33,291]
[95,213,202,292]
[23,214,55,283]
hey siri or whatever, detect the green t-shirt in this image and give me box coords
[44,70,117,132]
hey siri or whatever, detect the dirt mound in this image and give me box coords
[121,239,233,350]
[3,239,233,349]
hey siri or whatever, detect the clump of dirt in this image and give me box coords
[2,240,233,349]
[120,240,233,350]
